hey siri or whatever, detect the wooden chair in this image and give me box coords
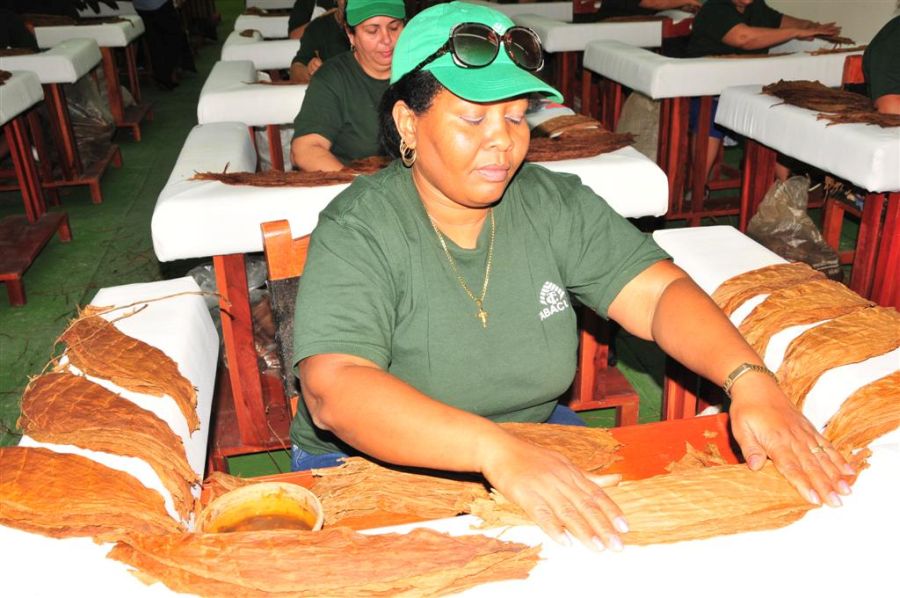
[206,219,309,473]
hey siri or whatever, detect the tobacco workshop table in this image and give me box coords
[33,15,152,141]
[0,71,72,306]
[77,1,137,17]
[464,0,573,21]
[246,0,296,8]
[653,225,900,419]
[0,39,122,204]
[221,29,300,71]
[152,121,668,462]
[716,85,900,308]
[234,11,291,39]
[197,59,307,171]
[582,40,863,225]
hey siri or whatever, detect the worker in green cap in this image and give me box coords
[289,1,853,551]
[290,0,406,171]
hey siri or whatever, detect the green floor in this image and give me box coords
[0,1,858,477]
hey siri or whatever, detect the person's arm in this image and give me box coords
[874,94,900,115]
[722,22,838,50]
[299,353,626,550]
[780,13,841,36]
[638,0,702,11]
[290,133,344,171]
[608,260,854,507]
[290,61,312,84]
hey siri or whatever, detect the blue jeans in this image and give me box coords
[290,403,586,472]
[689,96,726,140]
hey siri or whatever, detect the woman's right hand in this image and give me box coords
[307,57,324,77]
[478,432,627,551]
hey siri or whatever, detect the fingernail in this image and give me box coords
[556,532,572,547]
[592,537,606,552]
[609,535,624,552]
[826,492,842,507]
[807,489,821,505]
[838,480,851,495]
[842,464,856,476]
[613,516,629,533]
[747,455,763,469]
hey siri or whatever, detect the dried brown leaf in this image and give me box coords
[711,262,824,316]
[825,371,900,452]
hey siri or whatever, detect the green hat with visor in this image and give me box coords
[345,0,406,27]
[390,1,563,103]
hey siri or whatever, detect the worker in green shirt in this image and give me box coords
[289,0,351,83]
[863,15,900,115]
[687,0,841,183]
[288,0,337,39]
[290,0,405,170]
[290,1,853,552]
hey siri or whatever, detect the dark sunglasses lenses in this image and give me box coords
[450,23,542,71]
[451,23,500,67]
[505,28,543,71]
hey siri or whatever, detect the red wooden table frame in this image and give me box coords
[100,43,152,141]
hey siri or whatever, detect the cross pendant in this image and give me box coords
[477,308,488,328]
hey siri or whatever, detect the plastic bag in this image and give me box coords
[615,92,659,162]
[747,176,842,280]
[64,76,115,167]
[254,125,295,171]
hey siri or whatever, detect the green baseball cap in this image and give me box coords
[345,0,406,27]
[390,1,562,103]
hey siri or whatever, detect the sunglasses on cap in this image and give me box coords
[411,22,544,75]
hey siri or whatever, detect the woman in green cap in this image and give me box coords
[290,1,853,550]
[290,0,406,171]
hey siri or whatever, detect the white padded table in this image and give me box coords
[583,39,863,99]
[234,13,291,38]
[654,225,900,434]
[3,277,220,596]
[246,0,295,8]
[197,60,307,127]
[221,30,300,70]
[716,85,900,193]
[77,1,136,17]
[464,0,572,21]
[34,14,145,49]
[513,14,662,53]
[0,71,43,126]
[0,38,101,84]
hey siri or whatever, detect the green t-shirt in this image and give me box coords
[687,0,783,57]
[863,16,900,101]
[290,161,669,454]
[291,51,388,164]
[289,0,337,32]
[291,12,350,66]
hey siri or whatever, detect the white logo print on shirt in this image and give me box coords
[538,281,570,321]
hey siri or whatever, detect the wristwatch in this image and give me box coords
[722,363,778,397]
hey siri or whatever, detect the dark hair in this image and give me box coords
[378,70,444,158]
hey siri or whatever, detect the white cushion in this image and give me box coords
[222,31,300,70]
[197,60,307,126]
[246,0,295,7]
[464,0,573,22]
[234,14,290,39]
[716,85,900,193]
[34,14,145,48]
[0,39,101,84]
[0,71,44,126]
[513,15,662,53]
[77,0,136,17]
[583,39,862,98]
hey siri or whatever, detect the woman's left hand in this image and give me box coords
[728,379,855,508]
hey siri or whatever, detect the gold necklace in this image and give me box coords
[428,210,495,328]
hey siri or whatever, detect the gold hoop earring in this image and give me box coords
[399,138,416,167]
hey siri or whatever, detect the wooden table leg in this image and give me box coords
[555,52,574,107]
[599,79,623,131]
[662,358,699,420]
[101,46,126,126]
[213,253,269,447]
[124,43,142,105]
[849,193,885,298]
[46,83,83,180]
[688,96,712,226]
[267,125,285,172]
[738,139,776,232]
[659,97,689,219]
[870,192,899,309]
[5,117,43,223]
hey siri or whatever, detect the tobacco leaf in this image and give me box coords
[0,446,183,541]
[18,372,197,521]
[107,527,540,597]
[824,371,900,452]
[776,307,900,409]
[526,128,634,162]
[191,156,390,187]
[807,44,867,55]
[738,278,872,356]
[817,111,900,128]
[311,423,621,525]
[59,307,199,432]
[471,462,819,544]
[711,262,824,316]
[664,441,727,473]
[762,80,873,113]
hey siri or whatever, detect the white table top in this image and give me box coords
[197,60,307,127]
[0,71,44,127]
[246,0,295,8]
[221,30,300,70]
[34,14,145,49]
[234,13,290,39]
[152,122,668,262]
[77,1,136,17]
[512,14,662,53]
[0,38,101,85]
[583,39,862,99]
[715,85,900,193]
[464,0,573,22]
